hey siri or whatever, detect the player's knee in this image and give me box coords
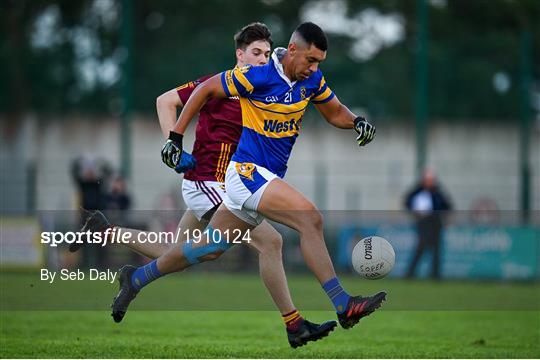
[293,199,322,228]
[313,210,324,231]
[262,233,283,255]
[299,209,323,233]
[273,233,283,251]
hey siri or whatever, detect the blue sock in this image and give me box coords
[322,277,351,314]
[131,260,162,291]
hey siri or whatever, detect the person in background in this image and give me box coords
[105,175,131,211]
[71,156,110,212]
[70,156,111,268]
[404,168,452,279]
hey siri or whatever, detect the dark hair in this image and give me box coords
[234,22,273,50]
[294,22,328,51]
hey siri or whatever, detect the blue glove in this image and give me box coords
[174,151,197,174]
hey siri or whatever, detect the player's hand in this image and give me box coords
[161,131,184,169]
[354,116,376,146]
[174,151,197,174]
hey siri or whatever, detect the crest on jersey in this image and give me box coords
[235,162,256,181]
[300,87,306,100]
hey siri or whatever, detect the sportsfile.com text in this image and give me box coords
[40,228,251,247]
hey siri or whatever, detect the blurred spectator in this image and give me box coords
[105,175,131,211]
[104,174,132,233]
[70,156,111,268]
[71,156,111,211]
[404,169,452,279]
[103,175,138,268]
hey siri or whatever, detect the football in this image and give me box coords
[352,236,395,279]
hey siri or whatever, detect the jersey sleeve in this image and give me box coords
[220,65,267,98]
[176,75,212,104]
[311,75,335,104]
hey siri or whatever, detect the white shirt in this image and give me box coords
[411,190,433,214]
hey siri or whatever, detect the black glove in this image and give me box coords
[354,116,376,146]
[161,131,183,169]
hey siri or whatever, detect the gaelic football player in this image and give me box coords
[113,21,385,338]
[163,21,386,329]
[77,23,336,348]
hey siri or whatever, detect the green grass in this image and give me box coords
[1,272,539,358]
[2,272,539,310]
[1,310,539,358]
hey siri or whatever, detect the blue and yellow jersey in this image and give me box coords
[220,48,334,178]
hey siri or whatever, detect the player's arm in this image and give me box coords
[162,65,261,169]
[172,75,226,135]
[156,88,197,173]
[171,65,259,135]
[156,89,183,139]
[314,96,355,129]
[315,96,376,147]
[161,75,227,169]
[312,74,375,146]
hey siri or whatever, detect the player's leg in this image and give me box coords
[110,204,250,322]
[71,209,206,259]
[218,161,384,327]
[171,209,209,267]
[257,179,386,329]
[177,209,209,239]
[257,179,335,283]
[112,202,337,347]
[71,209,171,258]
[209,207,336,348]
[110,179,211,260]
[247,221,295,314]
[109,172,338,343]
[129,205,336,347]
[247,220,336,347]
[111,179,242,321]
[111,180,226,322]
[111,215,224,322]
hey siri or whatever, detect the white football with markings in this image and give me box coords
[352,236,395,279]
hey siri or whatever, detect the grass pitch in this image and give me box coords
[1,272,539,358]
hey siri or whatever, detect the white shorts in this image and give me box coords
[181,179,226,221]
[222,161,278,226]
